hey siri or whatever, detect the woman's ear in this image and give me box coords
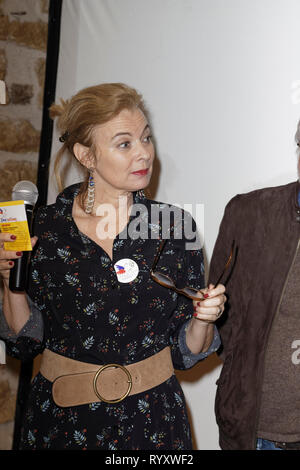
[73,142,94,169]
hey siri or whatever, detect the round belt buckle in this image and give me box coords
[93,363,132,404]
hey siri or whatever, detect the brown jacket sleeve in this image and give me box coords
[208,197,238,361]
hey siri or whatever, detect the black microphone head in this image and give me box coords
[12,180,38,206]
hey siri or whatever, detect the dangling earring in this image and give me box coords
[85,170,95,214]
[137,189,146,199]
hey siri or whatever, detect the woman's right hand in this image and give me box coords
[0,233,38,283]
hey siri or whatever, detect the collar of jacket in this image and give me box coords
[294,179,300,222]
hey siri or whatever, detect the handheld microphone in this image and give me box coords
[9,181,39,292]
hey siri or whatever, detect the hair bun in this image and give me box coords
[49,98,69,119]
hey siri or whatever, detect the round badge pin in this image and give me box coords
[114,258,139,283]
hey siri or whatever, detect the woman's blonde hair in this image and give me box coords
[49,82,148,206]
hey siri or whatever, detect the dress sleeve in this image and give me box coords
[177,322,221,369]
[168,212,221,369]
[0,296,44,361]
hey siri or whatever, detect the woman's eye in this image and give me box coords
[119,141,130,149]
[143,135,152,143]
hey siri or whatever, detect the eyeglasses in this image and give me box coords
[213,240,235,287]
[150,238,235,301]
[150,237,204,300]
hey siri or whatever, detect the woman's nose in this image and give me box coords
[134,140,152,160]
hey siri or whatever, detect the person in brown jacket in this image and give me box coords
[209,120,300,450]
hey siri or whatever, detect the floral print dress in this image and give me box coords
[1,183,220,450]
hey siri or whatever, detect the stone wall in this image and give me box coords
[0,0,49,450]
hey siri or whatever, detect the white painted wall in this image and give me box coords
[48,0,300,449]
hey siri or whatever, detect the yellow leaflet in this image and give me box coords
[0,200,32,251]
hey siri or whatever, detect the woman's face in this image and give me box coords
[90,107,155,194]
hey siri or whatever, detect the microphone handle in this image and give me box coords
[9,204,34,292]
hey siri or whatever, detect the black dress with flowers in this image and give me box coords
[1,183,220,450]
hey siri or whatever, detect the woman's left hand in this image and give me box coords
[193,284,226,324]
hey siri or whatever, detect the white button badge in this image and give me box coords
[114,258,139,283]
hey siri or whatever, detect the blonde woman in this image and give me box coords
[0,83,225,450]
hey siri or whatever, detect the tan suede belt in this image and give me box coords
[40,347,174,408]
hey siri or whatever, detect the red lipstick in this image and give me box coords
[132,169,149,176]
